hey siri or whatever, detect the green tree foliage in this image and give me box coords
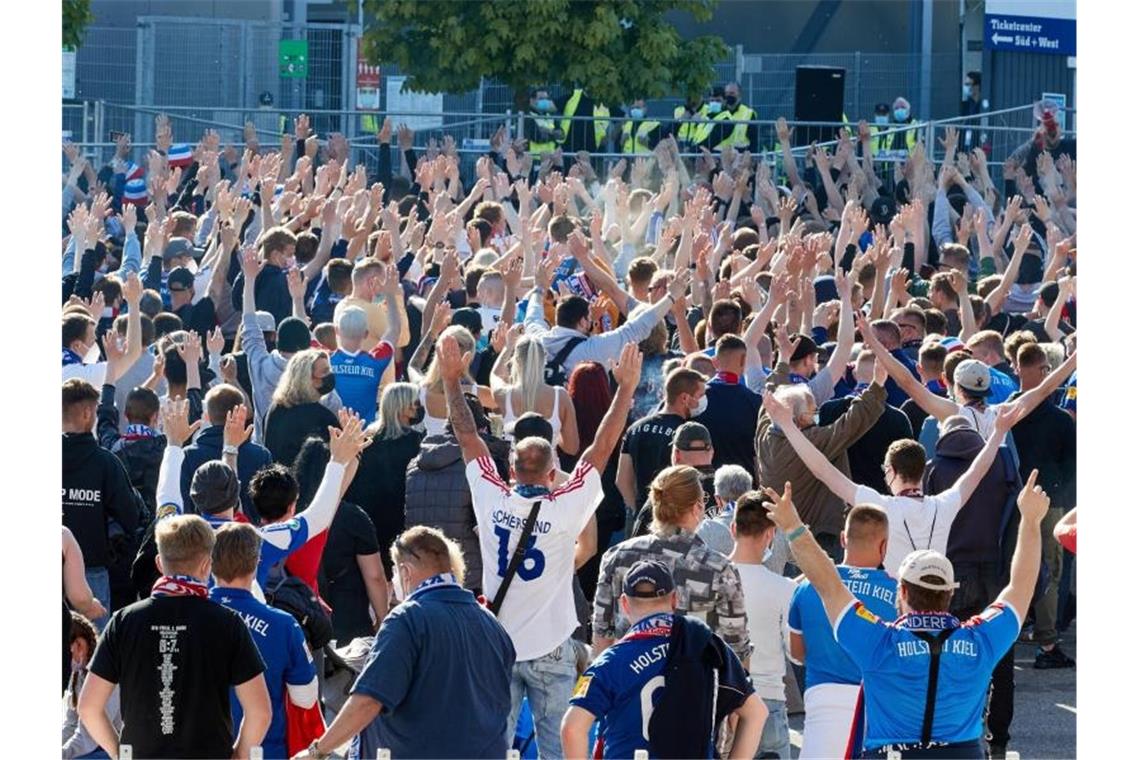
[63,0,94,50]
[361,0,728,107]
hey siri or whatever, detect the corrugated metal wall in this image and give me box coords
[985,49,1074,115]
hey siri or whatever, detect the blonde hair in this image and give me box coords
[272,348,326,407]
[649,465,704,532]
[371,382,418,440]
[509,337,548,413]
[156,515,216,575]
[390,525,466,586]
[423,325,475,394]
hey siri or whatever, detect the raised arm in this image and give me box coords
[1006,350,1077,420]
[438,333,491,464]
[376,263,403,348]
[985,221,1030,315]
[821,267,855,382]
[951,270,977,341]
[579,342,642,473]
[765,481,854,626]
[995,469,1049,621]
[762,393,858,504]
[858,312,958,420]
[1043,276,1074,342]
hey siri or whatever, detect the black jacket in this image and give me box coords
[820,395,914,494]
[231,264,292,327]
[97,384,164,518]
[62,432,142,569]
[648,615,752,758]
[1008,390,1077,510]
[344,429,424,574]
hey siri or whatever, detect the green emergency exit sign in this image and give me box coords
[279,40,309,78]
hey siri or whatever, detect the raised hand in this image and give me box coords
[240,245,262,280]
[611,342,644,388]
[437,332,472,384]
[329,413,371,464]
[223,404,253,449]
[206,326,225,356]
[162,396,202,447]
[286,267,306,300]
[1016,468,1050,524]
[760,481,800,532]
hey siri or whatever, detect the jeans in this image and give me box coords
[1032,507,1065,647]
[84,567,110,632]
[756,698,791,759]
[950,561,1013,747]
[507,638,578,758]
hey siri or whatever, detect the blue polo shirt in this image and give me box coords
[330,342,395,424]
[349,583,515,759]
[986,367,1018,404]
[835,600,1020,749]
[570,614,674,759]
[209,586,316,760]
[788,566,897,690]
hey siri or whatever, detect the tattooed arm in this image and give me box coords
[438,334,491,464]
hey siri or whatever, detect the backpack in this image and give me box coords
[265,562,334,650]
[543,336,587,387]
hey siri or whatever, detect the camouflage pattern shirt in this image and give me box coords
[592,528,752,661]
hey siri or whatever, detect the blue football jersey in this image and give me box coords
[788,565,898,690]
[836,601,1020,749]
[330,343,394,424]
[570,614,674,759]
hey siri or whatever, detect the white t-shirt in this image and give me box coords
[956,403,997,440]
[735,562,796,700]
[63,361,107,388]
[854,485,965,580]
[466,454,602,661]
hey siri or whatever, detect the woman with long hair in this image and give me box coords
[492,333,579,455]
[263,348,340,466]
[347,382,426,576]
[417,325,495,437]
[63,611,122,758]
[566,361,626,601]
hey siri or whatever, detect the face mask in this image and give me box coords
[812,412,820,427]
[535,98,554,112]
[83,341,102,365]
[762,545,773,563]
[392,565,406,602]
[724,95,739,108]
[963,84,972,99]
[317,373,336,395]
[706,101,722,115]
[629,107,645,120]
[894,108,909,122]
[874,115,889,125]
[691,395,708,417]
[409,404,425,426]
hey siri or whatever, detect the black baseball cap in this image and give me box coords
[874,102,890,115]
[789,334,821,363]
[869,194,897,226]
[277,317,312,353]
[673,422,712,452]
[622,560,675,598]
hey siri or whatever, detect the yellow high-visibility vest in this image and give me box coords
[673,104,709,146]
[712,104,756,152]
[528,114,558,156]
[621,120,661,154]
[362,113,379,135]
[560,89,610,148]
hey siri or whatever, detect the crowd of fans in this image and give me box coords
[60,101,1076,760]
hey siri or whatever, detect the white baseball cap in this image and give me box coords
[898,549,960,591]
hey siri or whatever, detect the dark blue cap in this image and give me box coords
[622,560,675,598]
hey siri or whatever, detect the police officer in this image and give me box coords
[557,87,611,154]
[764,471,1051,759]
[525,87,564,158]
[619,98,662,155]
[884,96,920,154]
[689,86,726,151]
[959,72,989,153]
[561,560,766,758]
[671,97,708,151]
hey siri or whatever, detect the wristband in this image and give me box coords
[223,445,239,456]
[786,524,809,543]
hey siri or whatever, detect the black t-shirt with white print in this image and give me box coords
[620,412,685,509]
[89,595,265,759]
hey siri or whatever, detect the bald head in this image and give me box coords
[512,436,555,485]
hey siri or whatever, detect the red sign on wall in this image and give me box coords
[356,46,381,110]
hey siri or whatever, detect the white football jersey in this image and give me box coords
[466,455,601,661]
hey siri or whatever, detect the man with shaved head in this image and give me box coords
[439,334,643,758]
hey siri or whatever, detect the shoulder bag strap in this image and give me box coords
[550,336,587,371]
[911,628,957,746]
[488,500,542,617]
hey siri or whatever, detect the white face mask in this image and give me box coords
[83,341,102,365]
[691,394,708,417]
[963,84,972,99]
[392,564,407,602]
